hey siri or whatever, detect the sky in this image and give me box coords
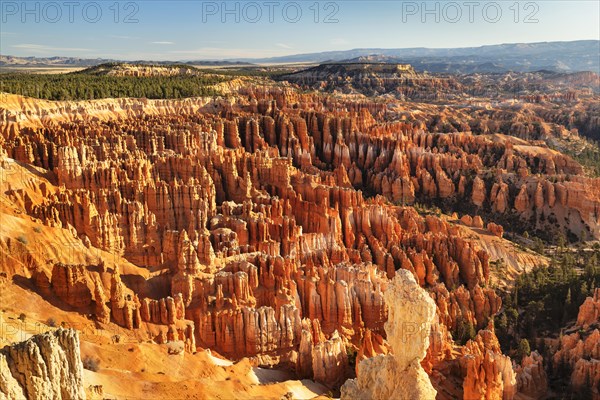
[1,0,599,60]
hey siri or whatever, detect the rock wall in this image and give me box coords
[340,269,437,400]
[458,327,517,400]
[553,288,600,399]
[0,328,85,400]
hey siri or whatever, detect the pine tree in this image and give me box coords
[517,338,531,363]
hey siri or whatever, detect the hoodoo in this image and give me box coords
[1,38,599,399]
[341,269,437,400]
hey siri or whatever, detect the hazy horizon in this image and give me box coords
[1,1,599,60]
[1,39,598,63]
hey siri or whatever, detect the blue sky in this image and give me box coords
[1,1,599,60]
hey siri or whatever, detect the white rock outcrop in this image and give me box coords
[0,328,85,400]
[341,269,437,400]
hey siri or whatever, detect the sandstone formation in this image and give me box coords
[577,287,600,328]
[0,328,85,400]
[515,351,548,399]
[0,72,597,398]
[553,288,600,399]
[354,329,388,375]
[340,269,437,400]
[458,327,517,400]
[1,88,510,379]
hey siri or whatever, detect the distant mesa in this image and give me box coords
[282,60,417,78]
[278,61,421,96]
[340,54,404,63]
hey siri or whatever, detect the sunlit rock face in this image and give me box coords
[0,328,85,400]
[553,288,600,399]
[341,269,437,400]
[1,77,597,396]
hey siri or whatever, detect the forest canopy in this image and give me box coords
[0,68,230,100]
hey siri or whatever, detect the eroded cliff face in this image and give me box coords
[4,89,599,242]
[340,269,437,400]
[0,328,85,400]
[279,62,446,99]
[458,327,517,400]
[0,86,591,395]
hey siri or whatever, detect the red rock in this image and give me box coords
[487,223,504,238]
[355,329,389,375]
[471,177,486,207]
[514,185,529,213]
[490,181,509,213]
[577,288,600,328]
[5,88,599,395]
[459,327,516,400]
[553,289,600,399]
[515,351,548,399]
[461,215,473,226]
[50,263,93,308]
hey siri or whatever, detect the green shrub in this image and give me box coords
[453,317,476,345]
